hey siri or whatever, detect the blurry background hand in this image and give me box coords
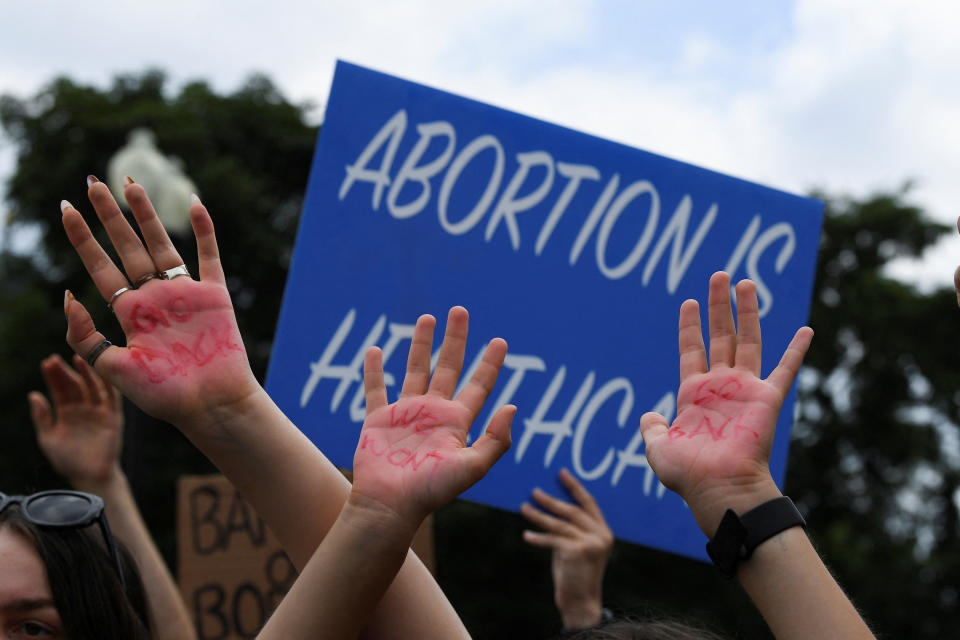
[522,468,613,630]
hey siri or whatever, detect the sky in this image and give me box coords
[1,0,958,287]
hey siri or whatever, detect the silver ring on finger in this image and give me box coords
[107,287,132,313]
[160,265,191,280]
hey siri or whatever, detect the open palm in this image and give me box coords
[61,181,260,427]
[641,273,813,534]
[351,307,514,525]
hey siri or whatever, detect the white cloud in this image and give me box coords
[1,0,958,284]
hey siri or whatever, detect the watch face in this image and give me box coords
[706,508,748,578]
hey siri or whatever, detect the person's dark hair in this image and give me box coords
[0,506,152,640]
[559,617,728,640]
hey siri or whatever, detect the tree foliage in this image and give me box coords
[2,71,958,638]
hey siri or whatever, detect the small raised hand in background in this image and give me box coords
[522,468,614,631]
[29,354,123,487]
[27,353,196,640]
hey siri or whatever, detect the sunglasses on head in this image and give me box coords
[0,490,126,591]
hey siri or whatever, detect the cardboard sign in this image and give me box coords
[177,475,296,639]
[265,61,823,561]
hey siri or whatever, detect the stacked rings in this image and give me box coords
[105,264,190,312]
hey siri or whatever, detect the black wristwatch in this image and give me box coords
[706,496,806,579]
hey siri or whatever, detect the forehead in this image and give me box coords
[0,526,54,602]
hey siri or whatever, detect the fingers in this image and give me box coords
[521,500,577,538]
[189,198,226,285]
[124,183,185,272]
[428,307,469,398]
[40,354,86,405]
[73,355,108,405]
[521,529,563,549]
[733,279,762,376]
[65,294,120,378]
[765,327,814,395]
[455,337,508,423]
[707,271,736,368]
[558,468,604,520]
[520,471,606,539]
[364,347,388,415]
[465,404,514,474]
[27,391,53,436]
[678,299,707,381]
[640,411,669,450]
[400,315,437,398]
[87,181,158,284]
[61,203,130,301]
[529,485,580,522]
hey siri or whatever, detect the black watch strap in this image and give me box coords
[705,496,806,579]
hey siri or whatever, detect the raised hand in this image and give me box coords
[60,179,259,430]
[522,468,613,630]
[28,353,123,485]
[640,272,813,536]
[28,353,198,640]
[257,308,514,639]
[350,306,515,526]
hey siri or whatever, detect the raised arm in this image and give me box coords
[259,308,514,639]
[521,468,613,631]
[59,178,471,638]
[27,353,195,640]
[639,272,874,640]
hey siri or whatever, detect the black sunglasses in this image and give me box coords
[0,490,126,591]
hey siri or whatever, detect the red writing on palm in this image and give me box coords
[353,396,470,522]
[109,282,253,422]
[656,370,784,493]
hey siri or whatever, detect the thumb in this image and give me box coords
[65,292,119,378]
[467,404,515,479]
[640,411,670,450]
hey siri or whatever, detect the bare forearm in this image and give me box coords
[738,527,874,640]
[258,500,415,639]
[175,387,470,639]
[176,387,350,569]
[559,599,603,631]
[74,470,196,640]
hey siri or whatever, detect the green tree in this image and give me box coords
[789,188,960,637]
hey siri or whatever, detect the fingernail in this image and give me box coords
[64,290,74,317]
[124,175,135,185]
[190,193,201,206]
[86,175,99,188]
[60,199,73,213]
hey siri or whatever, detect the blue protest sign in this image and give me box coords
[266,61,823,562]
